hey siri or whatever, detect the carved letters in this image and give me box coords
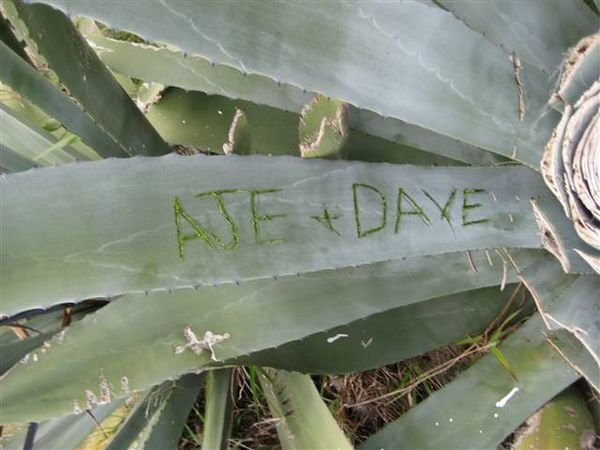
[174,184,490,258]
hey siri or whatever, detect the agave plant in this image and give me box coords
[0,1,598,449]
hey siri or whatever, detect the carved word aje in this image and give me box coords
[174,184,490,258]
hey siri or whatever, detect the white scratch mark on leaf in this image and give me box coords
[361,337,373,348]
[495,386,519,408]
[327,333,349,343]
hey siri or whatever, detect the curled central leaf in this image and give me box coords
[542,32,600,272]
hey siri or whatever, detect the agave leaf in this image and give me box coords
[136,374,203,450]
[551,33,600,108]
[0,249,535,423]
[1,80,102,164]
[0,103,80,168]
[359,314,580,450]
[0,8,31,64]
[202,369,234,450]
[222,109,251,155]
[587,384,600,430]
[345,127,461,166]
[1,155,548,317]
[0,333,50,375]
[233,284,533,373]
[259,369,354,450]
[0,145,36,172]
[104,374,202,450]
[0,41,125,157]
[0,82,61,133]
[531,196,600,274]
[147,88,298,155]
[511,385,596,450]
[0,298,109,342]
[9,1,170,156]
[549,330,600,397]
[0,300,108,377]
[147,88,457,165]
[1,399,125,450]
[519,255,600,392]
[299,95,349,159]
[346,108,508,166]
[133,82,164,114]
[36,0,556,168]
[76,18,501,166]
[541,36,600,261]
[437,0,598,74]
[104,388,162,450]
[75,17,311,113]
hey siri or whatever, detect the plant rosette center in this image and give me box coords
[541,32,600,273]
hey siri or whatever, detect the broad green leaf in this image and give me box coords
[36,0,558,168]
[0,145,36,172]
[202,369,233,450]
[346,109,508,166]
[0,250,536,423]
[104,374,202,450]
[137,374,203,450]
[1,155,548,317]
[147,88,299,155]
[0,103,81,168]
[519,256,600,392]
[146,88,457,165]
[531,196,600,274]
[233,284,532,373]
[0,333,50,375]
[359,314,579,450]
[10,1,170,156]
[437,0,598,74]
[221,109,251,155]
[0,300,108,376]
[299,95,349,159]
[552,33,600,108]
[74,18,310,115]
[512,385,596,450]
[105,388,163,450]
[0,8,31,64]
[587,381,600,430]
[259,369,354,450]
[0,298,109,340]
[549,330,600,397]
[76,18,499,166]
[2,400,124,450]
[0,41,124,157]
